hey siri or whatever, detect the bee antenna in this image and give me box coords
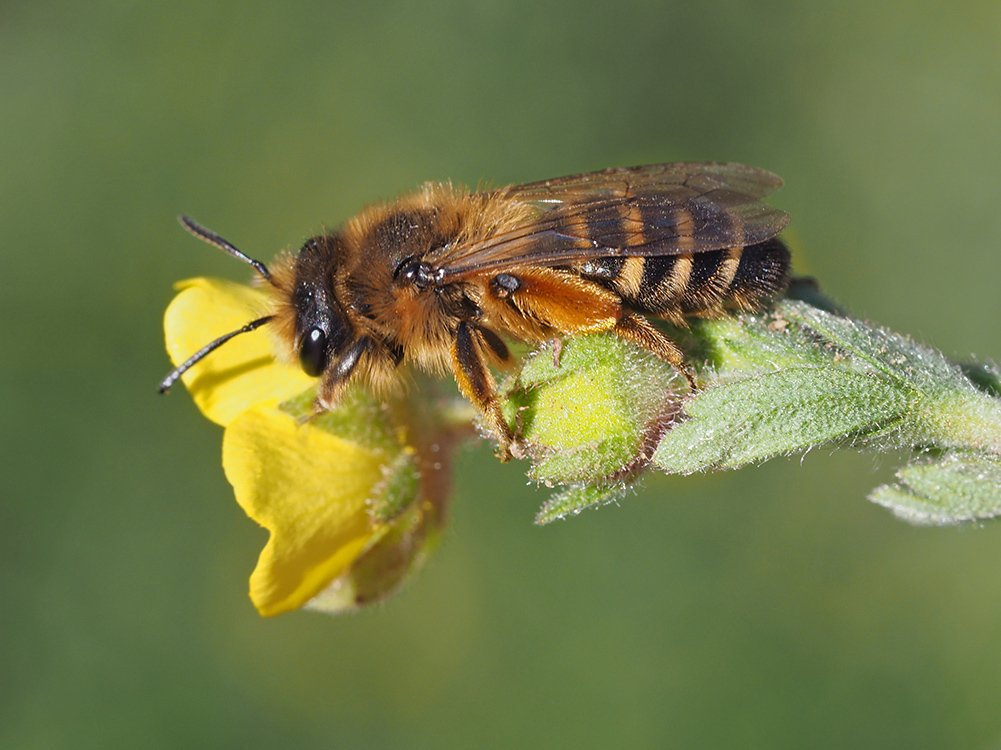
[158,316,274,394]
[178,215,273,283]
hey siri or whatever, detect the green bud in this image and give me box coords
[501,334,683,486]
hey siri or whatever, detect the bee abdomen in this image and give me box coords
[724,238,790,309]
[574,238,789,316]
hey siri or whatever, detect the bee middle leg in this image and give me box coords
[451,321,516,461]
[613,312,697,390]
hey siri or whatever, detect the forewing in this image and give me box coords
[437,162,788,280]
[507,162,784,204]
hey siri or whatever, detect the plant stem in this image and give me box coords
[920,390,1001,456]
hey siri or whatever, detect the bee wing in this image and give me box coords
[437,162,788,280]
[506,161,784,203]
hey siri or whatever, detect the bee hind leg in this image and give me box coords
[613,313,697,390]
[451,321,516,461]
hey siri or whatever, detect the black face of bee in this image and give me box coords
[293,235,354,377]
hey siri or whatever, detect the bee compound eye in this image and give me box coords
[299,327,328,376]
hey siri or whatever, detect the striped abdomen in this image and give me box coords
[571,238,789,318]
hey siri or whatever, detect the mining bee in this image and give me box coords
[160,162,790,459]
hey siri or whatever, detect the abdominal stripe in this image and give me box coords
[568,204,786,315]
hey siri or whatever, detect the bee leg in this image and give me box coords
[550,338,564,368]
[614,313,697,390]
[451,321,515,461]
[314,336,371,412]
[475,324,511,366]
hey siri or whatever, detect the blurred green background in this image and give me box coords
[3,2,1001,748]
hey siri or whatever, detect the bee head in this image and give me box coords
[160,219,364,397]
[291,234,355,377]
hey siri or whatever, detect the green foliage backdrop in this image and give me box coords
[3,2,1000,747]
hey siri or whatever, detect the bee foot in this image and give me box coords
[550,338,564,368]
[295,398,328,426]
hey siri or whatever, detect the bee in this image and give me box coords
[160,162,790,459]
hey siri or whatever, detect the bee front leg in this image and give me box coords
[314,336,371,413]
[451,321,516,461]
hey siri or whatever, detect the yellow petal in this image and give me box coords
[163,277,314,426]
[222,405,389,616]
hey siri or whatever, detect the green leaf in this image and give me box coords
[534,483,629,525]
[960,361,1001,399]
[653,366,908,473]
[367,448,422,523]
[280,385,402,454]
[654,300,1001,473]
[869,453,1001,525]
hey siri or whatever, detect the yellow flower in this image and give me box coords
[163,277,444,616]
